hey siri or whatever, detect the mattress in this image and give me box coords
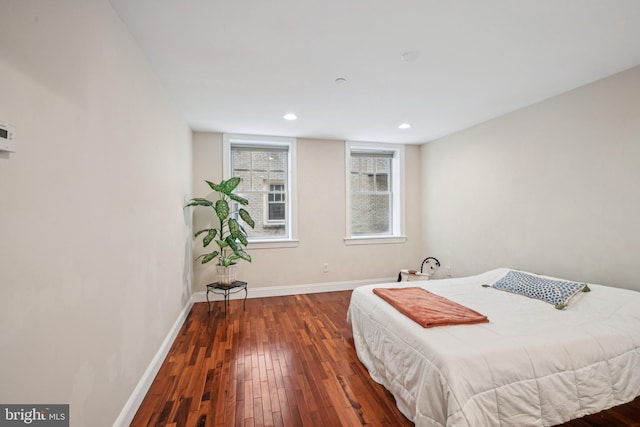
[347,268,640,426]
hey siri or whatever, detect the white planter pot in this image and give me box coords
[216,264,237,285]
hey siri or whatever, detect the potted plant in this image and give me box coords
[186,177,255,285]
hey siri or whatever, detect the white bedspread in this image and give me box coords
[347,268,640,426]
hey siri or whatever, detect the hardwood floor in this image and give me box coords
[132,291,640,426]
[131,291,412,426]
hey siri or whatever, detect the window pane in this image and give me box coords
[375,173,388,191]
[231,144,289,239]
[248,173,263,191]
[233,151,252,173]
[269,151,286,171]
[351,194,391,234]
[351,157,360,173]
[234,193,287,238]
[360,157,374,174]
[348,144,401,239]
[236,170,251,191]
[362,174,376,192]
[376,158,390,173]
[350,172,360,192]
[249,153,267,191]
[351,155,392,193]
[350,151,394,236]
[269,203,285,220]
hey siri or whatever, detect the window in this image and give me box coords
[267,183,285,222]
[350,152,392,234]
[224,134,297,247]
[345,142,405,244]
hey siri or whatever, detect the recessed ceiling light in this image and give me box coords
[283,113,297,121]
[334,77,347,84]
[398,123,411,129]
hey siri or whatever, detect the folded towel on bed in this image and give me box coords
[373,287,489,328]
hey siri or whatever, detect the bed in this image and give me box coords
[347,268,640,426]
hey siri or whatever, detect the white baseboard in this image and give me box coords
[191,276,397,302]
[113,295,196,427]
[114,276,394,426]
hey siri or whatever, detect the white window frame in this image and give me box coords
[345,141,406,245]
[224,134,298,249]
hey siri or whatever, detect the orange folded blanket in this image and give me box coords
[373,287,489,328]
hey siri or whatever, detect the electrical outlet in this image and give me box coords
[447,266,452,278]
[323,263,329,273]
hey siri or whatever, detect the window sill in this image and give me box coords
[344,236,407,245]
[263,223,285,229]
[247,239,299,249]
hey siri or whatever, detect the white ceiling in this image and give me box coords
[109,0,640,144]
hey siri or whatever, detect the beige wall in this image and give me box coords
[192,133,423,290]
[421,66,640,290]
[0,1,192,425]
[5,3,637,424]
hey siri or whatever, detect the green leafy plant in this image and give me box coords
[186,177,255,266]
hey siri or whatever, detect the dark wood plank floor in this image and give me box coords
[131,291,640,426]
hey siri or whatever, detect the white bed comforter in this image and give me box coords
[347,268,640,426]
